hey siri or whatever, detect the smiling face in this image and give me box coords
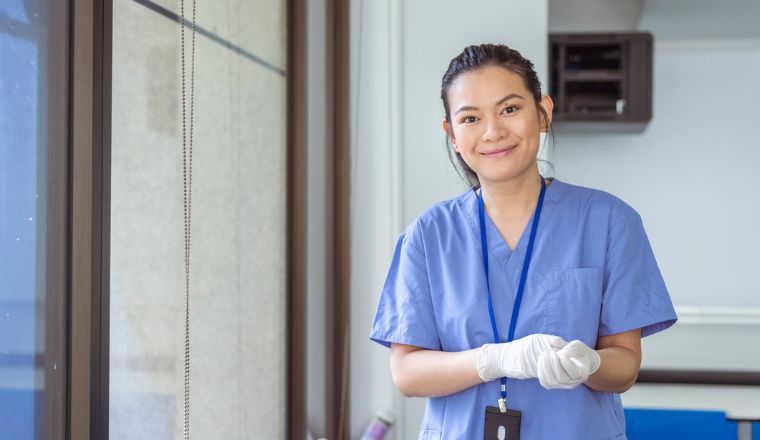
[443,65,553,186]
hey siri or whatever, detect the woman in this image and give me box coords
[369,44,677,439]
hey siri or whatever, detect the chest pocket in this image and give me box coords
[542,268,603,346]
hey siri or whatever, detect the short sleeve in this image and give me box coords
[369,230,441,350]
[599,211,678,338]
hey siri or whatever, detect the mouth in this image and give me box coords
[481,144,517,158]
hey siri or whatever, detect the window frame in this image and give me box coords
[44,0,71,438]
[68,0,112,438]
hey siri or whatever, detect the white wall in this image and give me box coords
[350,1,398,437]
[549,0,643,33]
[635,0,760,40]
[350,1,549,437]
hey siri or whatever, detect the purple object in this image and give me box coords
[360,412,393,440]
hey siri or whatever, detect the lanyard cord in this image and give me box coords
[477,177,546,404]
[180,0,197,438]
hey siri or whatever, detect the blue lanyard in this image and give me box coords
[477,177,546,403]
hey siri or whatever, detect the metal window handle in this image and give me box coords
[616,99,626,115]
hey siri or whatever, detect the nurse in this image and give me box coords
[369,44,677,439]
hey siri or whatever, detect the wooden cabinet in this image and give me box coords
[550,33,653,130]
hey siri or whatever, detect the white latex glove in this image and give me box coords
[476,334,568,382]
[537,339,601,390]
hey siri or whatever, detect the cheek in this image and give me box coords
[452,127,470,150]
[513,115,537,135]
[513,117,542,148]
[452,127,476,148]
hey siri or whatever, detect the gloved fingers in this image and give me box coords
[537,352,557,389]
[558,340,601,376]
[518,334,566,378]
[545,335,569,350]
[527,337,552,362]
[559,340,592,358]
[538,350,588,390]
[538,351,577,389]
[556,350,587,381]
[548,351,574,385]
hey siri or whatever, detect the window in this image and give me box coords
[0,0,67,438]
[109,1,288,437]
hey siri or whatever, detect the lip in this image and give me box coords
[481,144,517,158]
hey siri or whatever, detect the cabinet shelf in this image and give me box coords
[562,69,624,81]
[550,32,653,129]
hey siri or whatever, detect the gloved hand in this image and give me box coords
[537,339,601,389]
[476,334,568,382]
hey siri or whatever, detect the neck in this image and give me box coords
[479,168,543,220]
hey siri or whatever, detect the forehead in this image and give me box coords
[448,66,530,106]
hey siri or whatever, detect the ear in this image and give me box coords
[538,95,554,133]
[443,119,457,149]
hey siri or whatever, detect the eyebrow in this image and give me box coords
[454,93,525,115]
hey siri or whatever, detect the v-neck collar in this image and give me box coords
[461,177,559,280]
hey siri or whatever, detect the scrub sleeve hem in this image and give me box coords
[598,315,677,338]
[369,331,441,351]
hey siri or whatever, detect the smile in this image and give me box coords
[481,144,517,158]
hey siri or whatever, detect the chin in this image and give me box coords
[479,165,537,184]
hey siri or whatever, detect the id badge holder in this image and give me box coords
[483,406,521,440]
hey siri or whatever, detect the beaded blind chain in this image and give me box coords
[180,0,196,439]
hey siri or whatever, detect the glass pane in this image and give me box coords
[0,0,66,438]
[109,1,287,438]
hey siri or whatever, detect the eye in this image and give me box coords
[501,105,518,115]
[462,116,477,124]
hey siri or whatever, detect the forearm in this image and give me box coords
[584,346,641,393]
[391,346,484,398]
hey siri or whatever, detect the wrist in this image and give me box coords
[589,349,601,375]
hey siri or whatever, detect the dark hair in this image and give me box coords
[441,43,554,188]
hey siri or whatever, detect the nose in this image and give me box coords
[482,116,508,143]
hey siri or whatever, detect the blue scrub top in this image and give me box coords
[369,178,677,440]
